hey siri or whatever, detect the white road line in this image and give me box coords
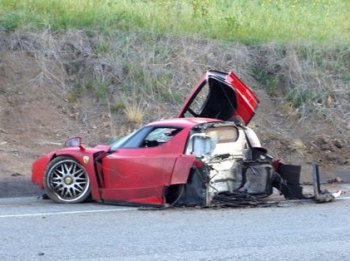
[1,196,349,218]
[0,208,135,218]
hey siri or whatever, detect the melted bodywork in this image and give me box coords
[166,121,316,207]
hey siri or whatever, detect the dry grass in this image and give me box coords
[252,43,350,125]
[2,30,349,135]
[123,100,145,125]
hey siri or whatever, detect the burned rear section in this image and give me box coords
[167,122,332,207]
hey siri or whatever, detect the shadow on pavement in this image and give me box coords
[0,176,42,198]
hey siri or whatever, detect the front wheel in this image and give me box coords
[44,156,91,203]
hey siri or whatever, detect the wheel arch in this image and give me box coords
[49,152,101,201]
[165,166,207,207]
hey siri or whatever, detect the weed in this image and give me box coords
[265,77,279,97]
[341,73,350,83]
[286,88,323,109]
[112,101,126,112]
[94,79,108,101]
[85,79,94,91]
[191,0,209,17]
[65,84,83,103]
[124,101,144,124]
[223,16,240,32]
[252,65,280,96]
[95,41,110,55]
[84,75,109,102]
[0,12,21,31]
[252,65,269,84]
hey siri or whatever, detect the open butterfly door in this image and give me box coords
[177,70,259,125]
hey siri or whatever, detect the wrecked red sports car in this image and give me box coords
[32,70,332,207]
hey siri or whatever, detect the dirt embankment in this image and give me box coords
[0,30,349,196]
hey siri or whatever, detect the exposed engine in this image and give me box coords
[176,122,302,207]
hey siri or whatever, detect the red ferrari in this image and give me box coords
[32,70,331,206]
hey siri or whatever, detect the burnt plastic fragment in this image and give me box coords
[274,163,305,199]
[240,162,273,196]
[212,192,278,208]
[170,168,207,207]
[312,163,335,203]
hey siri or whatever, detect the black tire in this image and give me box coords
[44,156,91,203]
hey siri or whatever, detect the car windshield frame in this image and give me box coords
[109,129,141,152]
[109,125,183,151]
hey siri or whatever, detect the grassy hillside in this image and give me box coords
[0,0,349,188]
[1,1,350,177]
[0,0,349,122]
[1,30,349,179]
[0,0,349,45]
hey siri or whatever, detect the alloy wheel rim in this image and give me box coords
[48,160,89,201]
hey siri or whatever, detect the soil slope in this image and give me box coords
[0,31,349,196]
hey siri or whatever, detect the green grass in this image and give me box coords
[0,0,349,44]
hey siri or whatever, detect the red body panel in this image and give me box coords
[225,72,259,124]
[32,153,54,188]
[99,121,195,204]
[102,148,177,203]
[177,70,259,125]
[170,155,196,184]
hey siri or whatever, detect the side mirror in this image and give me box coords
[64,137,82,148]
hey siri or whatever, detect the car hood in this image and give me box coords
[177,70,259,125]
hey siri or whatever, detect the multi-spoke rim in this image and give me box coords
[47,159,89,202]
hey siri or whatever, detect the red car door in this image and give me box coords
[100,127,185,205]
[177,70,259,125]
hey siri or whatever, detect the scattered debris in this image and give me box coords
[11,172,24,177]
[327,177,343,184]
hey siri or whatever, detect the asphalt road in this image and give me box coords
[0,196,350,261]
